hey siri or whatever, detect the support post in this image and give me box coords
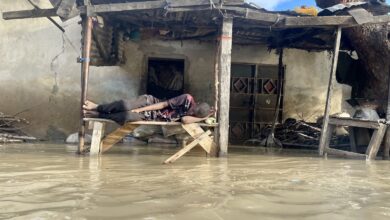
[217,17,233,157]
[384,66,390,160]
[318,26,342,156]
[78,16,93,154]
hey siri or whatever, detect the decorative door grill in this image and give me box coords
[229,64,284,144]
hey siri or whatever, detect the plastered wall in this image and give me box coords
[0,0,351,139]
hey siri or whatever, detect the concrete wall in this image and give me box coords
[0,0,351,140]
[0,0,136,139]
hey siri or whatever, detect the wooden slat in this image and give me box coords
[324,147,367,159]
[101,124,139,153]
[323,125,335,154]
[182,123,205,137]
[81,1,166,14]
[164,130,212,164]
[328,117,381,129]
[383,66,390,160]
[90,121,105,155]
[2,8,58,20]
[83,118,218,127]
[366,124,387,160]
[318,27,342,156]
[349,127,357,152]
[217,17,233,157]
[283,15,390,28]
[182,123,215,153]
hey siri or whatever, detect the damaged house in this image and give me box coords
[1,0,389,160]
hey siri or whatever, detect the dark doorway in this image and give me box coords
[229,64,284,144]
[147,58,185,100]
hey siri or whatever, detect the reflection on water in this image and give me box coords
[1,143,390,220]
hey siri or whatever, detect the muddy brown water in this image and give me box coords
[1,143,390,220]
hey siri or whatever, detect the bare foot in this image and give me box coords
[83,100,98,111]
[83,110,99,118]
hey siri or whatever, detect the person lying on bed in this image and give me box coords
[83,94,213,125]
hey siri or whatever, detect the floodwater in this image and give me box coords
[1,144,390,220]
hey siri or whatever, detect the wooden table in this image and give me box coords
[84,118,218,164]
[321,117,387,160]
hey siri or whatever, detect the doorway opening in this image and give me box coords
[147,58,185,100]
[229,64,285,144]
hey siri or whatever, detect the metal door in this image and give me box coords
[229,64,284,144]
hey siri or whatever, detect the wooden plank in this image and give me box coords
[90,121,105,155]
[82,0,244,15]
[182,124,215,154]
[217,17,233,157]
[324,147,367,159]
[25,0,65,32]
[81,1,166,14]
[169,0,218,7]
[197,136,216,154]
[349,127,357,152]
[384,66,390,160]
[101,124,139,153]
[318,27,342,156]
[283,15,390,28]
[384,128,390,159]
[2,8,58,20]
[366,124,387,160]
[83,118,218,127]
[168,0,243,7]
[323,125,335,154]
[328,117,381,129]
[348,8,373,25]
[182,123,205,137]
[164,130,212,164]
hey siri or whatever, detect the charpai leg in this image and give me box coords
[164,130,212,164]
[101,123,139,153]
[90,121,105,155]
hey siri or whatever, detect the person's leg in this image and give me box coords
[97,95,154,114]
[99,111,145,125]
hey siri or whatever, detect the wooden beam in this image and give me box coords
[384,65,390,160]
[90,121,105,155]
[78,16,93,154]
[2,8,57,20]
[283,15,390,28]
[81,1,166,14]
[324,147,367,159]
[328,117,382,129]
[366,123,387,160]
[318,27,342,156]
[217,17,233,157]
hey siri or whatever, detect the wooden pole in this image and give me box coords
[214,35,221,117]
[78,16,93,154]
[217,17,233,157]
[383,66,390,160]
[266,48,284,147]
[318,26,342,156]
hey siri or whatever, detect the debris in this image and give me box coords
[148,135,177,145]
[65,133,92,144]
[132,125,162,138]
[254,118,349,148]
[0,112,36,143]
[294,6,319,16]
